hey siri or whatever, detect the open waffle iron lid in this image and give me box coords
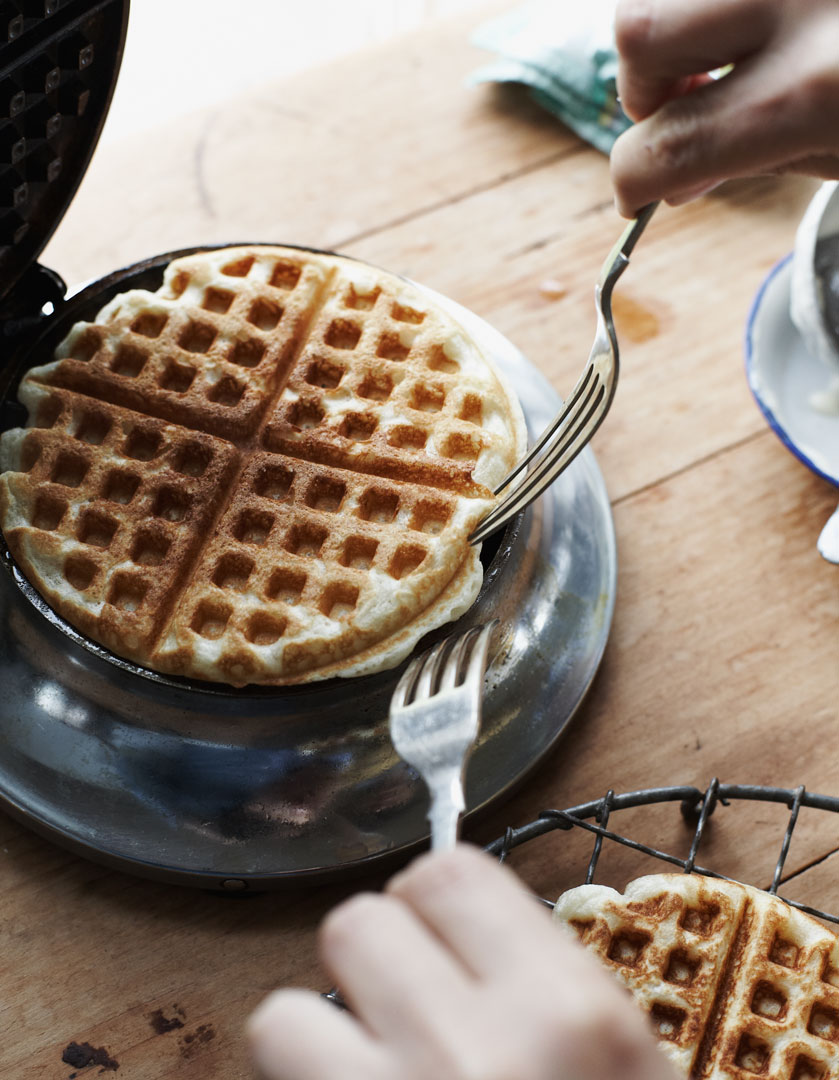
[0,0,129,318]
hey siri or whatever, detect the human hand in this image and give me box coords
[247,844,679,1080]
[610,0,839,216]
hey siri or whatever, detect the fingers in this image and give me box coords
[615,0,777,120]
[247,989,391,1080]
[319,890,472,1044]
[387,844,590,983]
[611,0,839,216]
[611,51,839,217]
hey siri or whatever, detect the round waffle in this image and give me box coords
[0,246,525,685]
[555,874,839,1079]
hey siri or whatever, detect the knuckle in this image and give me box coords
[614,0,658,63]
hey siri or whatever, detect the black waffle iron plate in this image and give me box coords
[0,2,617,888]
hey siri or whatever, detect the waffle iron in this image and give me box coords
[0,1,617,888]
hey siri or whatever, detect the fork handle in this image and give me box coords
[428,770,466,851]
[598,201,659,292]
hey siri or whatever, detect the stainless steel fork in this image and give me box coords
[469,202,659,545]
[389,622,497,851]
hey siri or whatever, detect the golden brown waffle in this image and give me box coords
[554,874,839,1079]
[0,247,525,685]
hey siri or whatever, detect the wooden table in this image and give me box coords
[4,6,838,1076]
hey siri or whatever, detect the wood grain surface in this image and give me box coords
[3,5,838,1077]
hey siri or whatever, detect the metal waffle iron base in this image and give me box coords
[0,246,617,889]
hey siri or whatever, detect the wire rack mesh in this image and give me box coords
[484,778,839,925]
[324,778,839,1009]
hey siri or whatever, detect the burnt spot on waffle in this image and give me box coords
[1,247,523,684]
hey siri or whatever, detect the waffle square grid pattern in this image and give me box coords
[0,247,525,685]
[554,874,839,1079]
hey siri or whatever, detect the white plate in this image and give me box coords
[745,254,839,487]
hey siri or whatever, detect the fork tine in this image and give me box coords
[392,652,425,709]
[469,204,658,546]
[463,621,497,685]
[494,365,598,495]
[414,637,453,700]
[439,625,483,692]
[469,370,607,544]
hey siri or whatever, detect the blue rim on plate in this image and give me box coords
[744,252,839,488]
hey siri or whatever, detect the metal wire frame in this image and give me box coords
[323,779,839,1008]
[485,778,839,925]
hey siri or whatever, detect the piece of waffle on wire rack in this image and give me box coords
[485,779,839,1079]
[325,779,839,1078]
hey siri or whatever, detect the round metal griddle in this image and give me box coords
[0,246,617,888]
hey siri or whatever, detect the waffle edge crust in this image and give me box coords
[0,246,526,686]
[554,873,839,1079]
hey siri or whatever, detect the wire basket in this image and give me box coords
[485,778,839,925]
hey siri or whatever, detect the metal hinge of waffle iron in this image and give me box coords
[0,261,67,428]
[0,261,66,348]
